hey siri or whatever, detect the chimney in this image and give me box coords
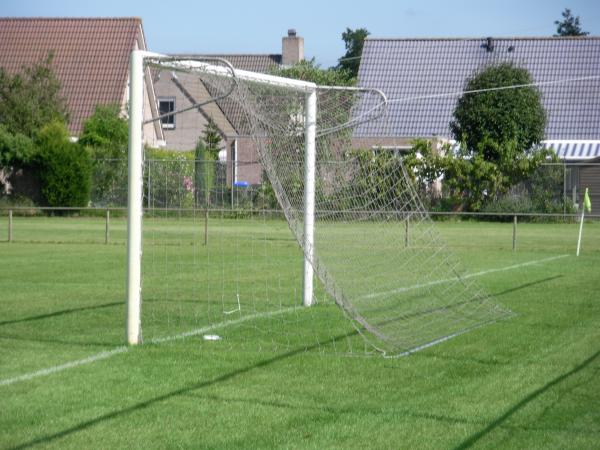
[484,37,494,52]
[282,29,304,66]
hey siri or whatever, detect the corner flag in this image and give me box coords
[583,188,591,213]
[577,187,591,256]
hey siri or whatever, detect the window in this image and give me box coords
[158,98,175,129]
[372,145,412,158]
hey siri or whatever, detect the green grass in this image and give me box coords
[1,216,599,449]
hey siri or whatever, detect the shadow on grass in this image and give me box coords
[8,275,574,448]
[492,275,563,298]
[0,333,117,348]
[453,349,600,449]
[0,302,123,327]
[9,330,357,450]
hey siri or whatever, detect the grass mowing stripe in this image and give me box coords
[363,254,569,300]
[0,307,301,388]
[0,255,568,386]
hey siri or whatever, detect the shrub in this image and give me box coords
[79,105,129,206]
[144,147,195,209]
[34,121,92,208]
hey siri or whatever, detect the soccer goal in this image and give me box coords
[126,50,512,356]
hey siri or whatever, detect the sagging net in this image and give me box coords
[140,57,512,356]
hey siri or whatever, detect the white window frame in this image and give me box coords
[158,97,176,129]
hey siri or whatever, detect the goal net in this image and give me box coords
[127,51,512,357]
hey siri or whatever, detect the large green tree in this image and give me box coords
[414,63,549,210]
[450,62,546,157]
[337,27,370,79]
[0,53,69,138]
[554,8,589,36]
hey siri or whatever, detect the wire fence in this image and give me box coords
[1,159,598,250]
[2,159,598,211]
[1,206,598,251]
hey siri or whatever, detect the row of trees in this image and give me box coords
[0,55,88,207]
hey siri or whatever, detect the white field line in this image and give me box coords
[147,306,298,344]
[362,254,569,300]
[0,307,299,388]
[0,347,128,387]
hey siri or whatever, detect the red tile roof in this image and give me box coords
[0,18,144,134]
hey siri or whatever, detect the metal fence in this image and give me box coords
[1,159,598,216]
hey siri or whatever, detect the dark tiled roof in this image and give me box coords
[0,18,143,134]
[356,37,600,140]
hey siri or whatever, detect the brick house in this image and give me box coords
[153,29,305,186]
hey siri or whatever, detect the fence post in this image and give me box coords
[512,215,517,251]
[405,216,410,248]
[105,209,110,244]
[8,210,12,242]
[204,208,209,246]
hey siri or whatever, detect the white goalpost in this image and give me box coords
[126,50,145,345]
[125,50,512,356]
[126,50,320,344]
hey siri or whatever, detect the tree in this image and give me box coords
[194,118,222,207]
[451,63,546,156]
[554,8,589,36]
[337,28,370,79]
[79,105,129,205]
[274,58,354,86]
[425,63,548,210]
[0,53,69,138]
[0,126,35,195]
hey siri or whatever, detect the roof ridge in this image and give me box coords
[169,53,282,57]
[0,17,141,22]
[366,36,600,41]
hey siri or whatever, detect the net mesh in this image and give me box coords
[138,57,512,356]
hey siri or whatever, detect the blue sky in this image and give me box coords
[2,0,599,67]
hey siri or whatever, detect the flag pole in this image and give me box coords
[576,207,585,256]
[576,187,591,257]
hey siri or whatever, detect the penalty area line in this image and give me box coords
[363,254,569,300]
[0,347,129,387]
[0,307,301,388]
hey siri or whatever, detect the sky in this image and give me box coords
[2,0,599,67]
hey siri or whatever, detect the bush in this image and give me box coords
[145,147,195,209]
[79,105,129,206]
[34,121,91,208]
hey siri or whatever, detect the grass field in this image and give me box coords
[1,215,599,449]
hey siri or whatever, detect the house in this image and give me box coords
[152,29,305,186]
[0,17,163,145]
[355,37,600,210]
